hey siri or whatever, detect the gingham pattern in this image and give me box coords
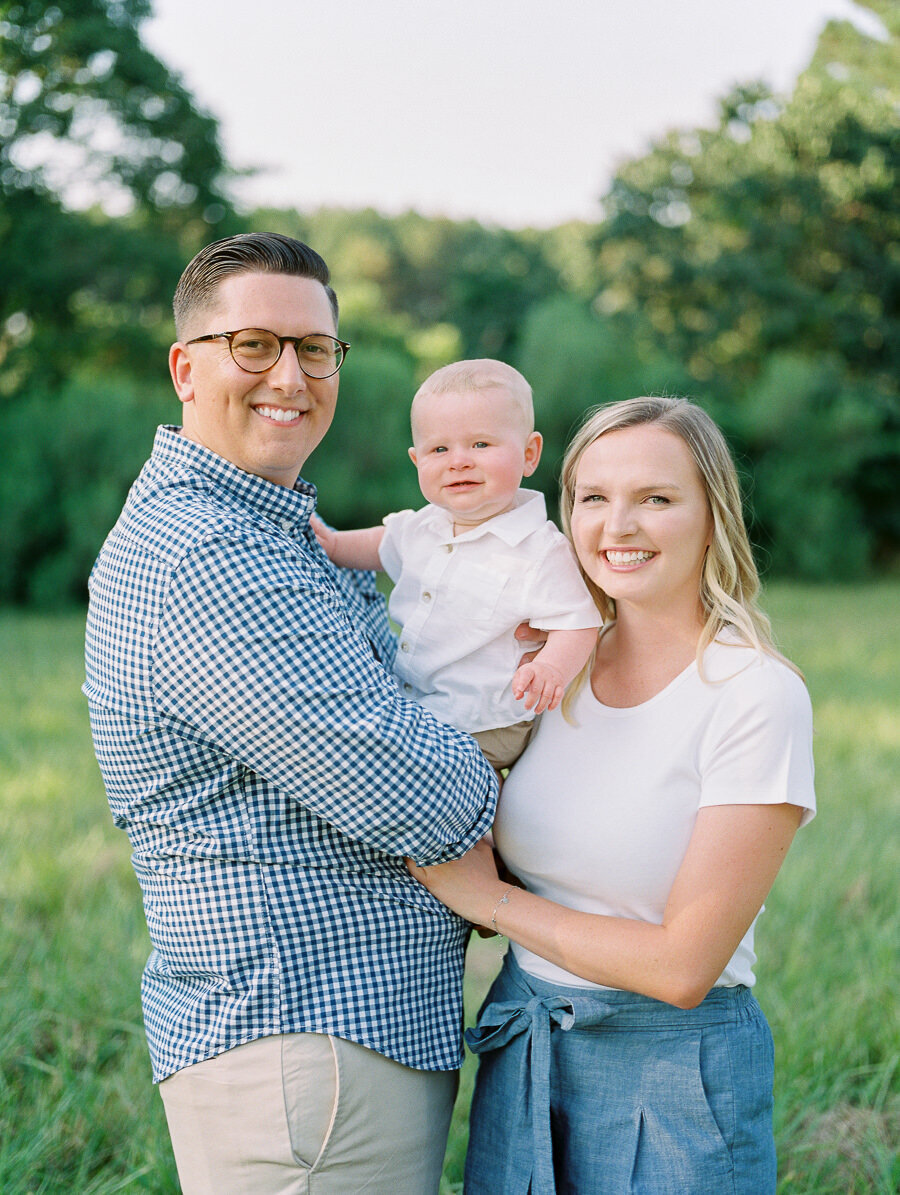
[84,427,497,1082]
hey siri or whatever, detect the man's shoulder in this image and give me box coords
[121,468,246,560]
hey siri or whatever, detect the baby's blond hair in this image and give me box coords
[411,359,534,436]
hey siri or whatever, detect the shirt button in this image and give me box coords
[444,544,453,553]
[280,518,294,534]
[400,641,410,652]
[403,683,413,693]
[422,591,433,602]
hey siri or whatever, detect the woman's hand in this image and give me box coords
[406,837,505,927]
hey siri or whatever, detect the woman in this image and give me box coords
[408,397,815,1195]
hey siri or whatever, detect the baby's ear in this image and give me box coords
[408,446,418,467]
[523,431,543,476]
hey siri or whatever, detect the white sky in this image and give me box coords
[144,0,879,228]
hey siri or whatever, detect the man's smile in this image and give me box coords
[253,404,306,425]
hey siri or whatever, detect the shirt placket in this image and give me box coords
[394,539,457,692]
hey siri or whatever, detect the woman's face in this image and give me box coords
[569,423,713,621]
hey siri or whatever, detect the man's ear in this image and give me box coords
[408,446,418,467]
[169,343,195,406]
[522,431,543,477]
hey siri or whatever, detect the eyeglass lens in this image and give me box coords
[230,330,344,377]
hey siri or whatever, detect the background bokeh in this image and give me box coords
[1,0,897,604]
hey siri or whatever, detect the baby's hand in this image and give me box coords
[310,514,336,558]
[511,659,565,714]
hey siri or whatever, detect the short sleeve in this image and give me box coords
[699,656,816,826]
[523,532,602,631]
[379,508,416,584]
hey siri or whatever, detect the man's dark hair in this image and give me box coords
[173,232,339,338]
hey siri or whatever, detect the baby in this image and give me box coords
[314,359,600,769]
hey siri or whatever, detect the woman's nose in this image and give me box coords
[605,500,637,537]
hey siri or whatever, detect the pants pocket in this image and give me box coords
[630,1029,735,1195]
[281,1033,339,1169]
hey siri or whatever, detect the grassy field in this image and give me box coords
[2,583,898,1193]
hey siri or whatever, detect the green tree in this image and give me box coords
[304,345,422,529]
[0,0,238,603]
[592,1,899,575]
[0,0,236,394]
[516,294,690,501]
[252,205,566,364]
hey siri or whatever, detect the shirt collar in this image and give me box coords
[148,426,317,530]
[423,488,549,546]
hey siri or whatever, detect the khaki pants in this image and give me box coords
[471,718,535,770]
[159,1033,458,1195]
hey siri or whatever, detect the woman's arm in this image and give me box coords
[408,801,803,1008]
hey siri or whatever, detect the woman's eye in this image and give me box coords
[646,495,670,505]
[580,493,605,504]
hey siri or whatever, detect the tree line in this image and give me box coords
[1,0,897,604]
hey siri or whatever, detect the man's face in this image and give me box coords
[169,271,340,487]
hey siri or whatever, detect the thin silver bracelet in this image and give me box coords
[490,888,514,934]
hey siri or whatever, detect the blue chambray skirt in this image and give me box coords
[464,951,776,1195]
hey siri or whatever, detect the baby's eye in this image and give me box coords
[433,445,448,454]
[473,441,489,449]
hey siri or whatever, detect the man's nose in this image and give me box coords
[266,346,307,394]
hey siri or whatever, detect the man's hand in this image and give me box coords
[511,659,565,714]
[513,621,548,666]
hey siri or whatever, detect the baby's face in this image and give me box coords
[409,386,542,529]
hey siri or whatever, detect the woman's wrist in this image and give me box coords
[489,885,516,935]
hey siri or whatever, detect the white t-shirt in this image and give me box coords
[495,634,816,989]
[379,489,600,733]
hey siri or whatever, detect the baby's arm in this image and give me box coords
[512,626,598,714]
[311,516,385,572]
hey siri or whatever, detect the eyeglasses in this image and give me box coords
[186,328,350,379]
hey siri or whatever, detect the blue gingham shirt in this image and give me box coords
[84,426,497,1082]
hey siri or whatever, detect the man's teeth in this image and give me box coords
[606,550,654,564]
[257,406,301,423]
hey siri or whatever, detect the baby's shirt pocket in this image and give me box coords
[451,559,510,622]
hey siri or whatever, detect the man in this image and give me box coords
[83,233,497,1194]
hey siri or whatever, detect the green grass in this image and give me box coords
[2,583,898,1193]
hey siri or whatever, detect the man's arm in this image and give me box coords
[153,532,497,864]
[511,626,598,714]
[311,516,385,571]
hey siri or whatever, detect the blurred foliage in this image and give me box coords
[593,0,899,576]
[0,0,898,603]
[0,0,238,396]
[250,206,568,366]
[0,372,173,604]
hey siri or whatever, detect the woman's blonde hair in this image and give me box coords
[559,397,798,705]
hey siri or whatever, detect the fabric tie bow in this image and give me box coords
[466,991,620,1195]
